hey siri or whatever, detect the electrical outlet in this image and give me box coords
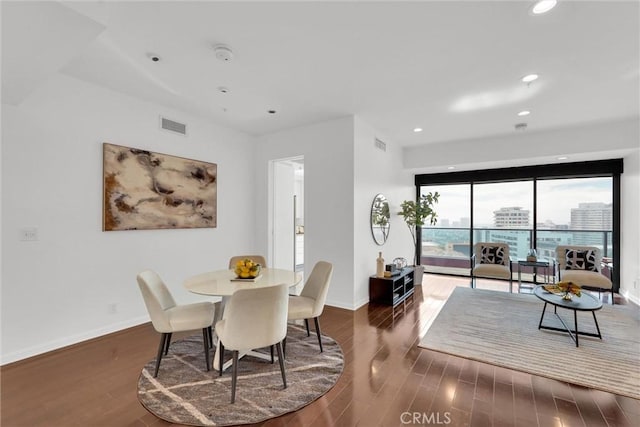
[108,303,117,314]
[20,228,38,241]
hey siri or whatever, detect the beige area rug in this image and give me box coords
[419,287,640,399]
[138,324,343,426]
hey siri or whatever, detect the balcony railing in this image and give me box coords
[420,227,613,279]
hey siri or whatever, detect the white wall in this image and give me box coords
[254,116,414,310]
[353,118,414,308]
[620,149,640,304]
[1,74,256,364]
[254,117,356,309]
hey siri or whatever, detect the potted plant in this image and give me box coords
[398,192,439,285]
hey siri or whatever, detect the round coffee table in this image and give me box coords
[533,285,603,347]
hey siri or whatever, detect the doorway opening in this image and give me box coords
[269,156,304,291]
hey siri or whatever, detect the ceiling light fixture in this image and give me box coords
[557,156,569,160]
[447,166,455,170]
[521,74,539,83]
[413,127,423,133]
[267,109,277,114]
[531,0,558,15]
[518,110,531,116]
[147,53,161,62]
[217,86,230,94]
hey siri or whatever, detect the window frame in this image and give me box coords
[414,159,623,291]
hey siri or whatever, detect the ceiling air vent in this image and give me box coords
[374,137,386,152]
[160,116,187,135]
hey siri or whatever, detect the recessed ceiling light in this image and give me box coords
[413,127,423,133]
[531,0,558,15]
[217,86,230,94]
[518,110,531,116]
[147,53,161,62]
[447,166,455,170]
[557,156,568,160]
[522,74,539,83]
[267,109,277,114]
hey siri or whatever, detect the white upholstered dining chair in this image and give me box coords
[471,242,513,292]
[287,261,333,353]
[215,283,289,403]
[136,270,216,377]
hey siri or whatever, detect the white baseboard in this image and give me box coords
[325,298,357,311]
[620,288,640,306]
[0,315,149,366]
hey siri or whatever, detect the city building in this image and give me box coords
[493,206,530,228]
[571,202,613,247]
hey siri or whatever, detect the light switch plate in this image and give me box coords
[20,228,38,241]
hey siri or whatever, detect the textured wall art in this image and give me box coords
[103,143,217,231]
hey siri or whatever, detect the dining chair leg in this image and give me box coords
[163,332,172,355]
[304,319,310,336]
[276,341,287,388]
[202,328,211,372]
[231,351,239,404]
[154,333,168,377]
[270,345,274,363]
[219,342,225,376]
[314,317,323,352]
[207,326,213,349]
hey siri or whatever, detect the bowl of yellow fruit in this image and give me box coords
[234,258,262,280]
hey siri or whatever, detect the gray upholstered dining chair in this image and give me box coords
[471,242,513,292]
[228,255,267,269]
[137,270,216,377]
[287,261,333,353]
[215,283,289,403]
[555,245,614,304]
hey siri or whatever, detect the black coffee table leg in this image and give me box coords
[538,302,548,329]
[574,309,579,347]
[592,312,602,339]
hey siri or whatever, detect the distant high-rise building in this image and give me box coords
[493,207,530,228]
[440,218,450,228]
[571,203,612,230]
[571,202,612,246]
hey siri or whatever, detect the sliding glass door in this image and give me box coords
[420,184,470,275]
[414,159,620,290]
[472,181,533,260]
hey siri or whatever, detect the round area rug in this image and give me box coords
[137,324,344,426]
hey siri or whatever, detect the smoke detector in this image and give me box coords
[213,44,234,62]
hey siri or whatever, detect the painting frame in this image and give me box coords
[102,143,217,231]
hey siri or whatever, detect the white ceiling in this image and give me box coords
[2,1,639,147]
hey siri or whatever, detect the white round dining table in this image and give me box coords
[183,268,302,371]
[183,268,302,296]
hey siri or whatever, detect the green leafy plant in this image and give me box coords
[398,192,439,265]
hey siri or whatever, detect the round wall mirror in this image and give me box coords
[370,194,390,245]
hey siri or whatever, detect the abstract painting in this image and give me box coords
[103,143,217,231]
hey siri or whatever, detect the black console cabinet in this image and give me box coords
[369,267,415,307]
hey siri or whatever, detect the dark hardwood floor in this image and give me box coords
[1,274,638,427]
